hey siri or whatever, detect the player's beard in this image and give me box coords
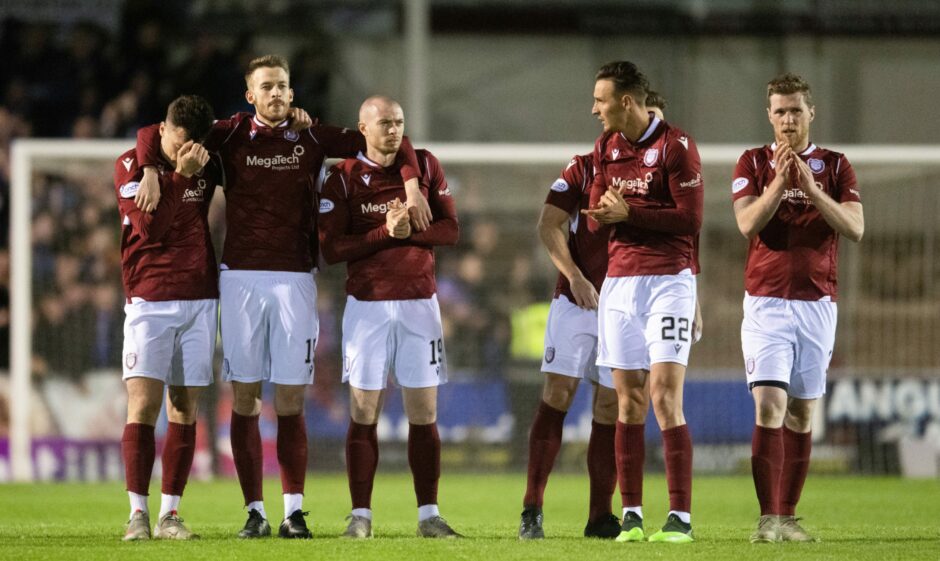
[262,101,289,124]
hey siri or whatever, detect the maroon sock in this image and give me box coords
[662,424,693,513]
[161,422,197,496]
[122,423,155,496]
[779,427,812,516]
[615,421,645,508]
[408,422,441,507]
[522,401,566,507]
[230,411,264,504]
[587,420,616,522]
[346,421,379,509]
[751,425,784,516]
[277,414,308,495]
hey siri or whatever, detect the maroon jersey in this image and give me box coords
[544,153,608,301]
[318,150,458,301]
[588,117,703,277]
[732,142,860,301]
[114,147,220,302]
[136,114,420,272]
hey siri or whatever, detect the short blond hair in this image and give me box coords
[245,55,290,86]
[767,73,813,107]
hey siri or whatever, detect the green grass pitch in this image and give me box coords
[1,473,939,560]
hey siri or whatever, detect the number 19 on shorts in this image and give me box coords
[429,338,444,366]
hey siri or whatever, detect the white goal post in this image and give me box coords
[9,138,940,481]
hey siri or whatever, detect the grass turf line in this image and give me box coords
[1,474,939,560]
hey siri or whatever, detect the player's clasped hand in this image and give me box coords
[404,178,432,232]
[134,167,160,213]
[773,135,793,183]
[386,198,412,239]
[175,141,210,178]
[581,185,630,224]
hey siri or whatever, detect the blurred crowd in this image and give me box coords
[0,9,550,396]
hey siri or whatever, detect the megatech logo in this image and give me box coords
[610,172,653,195]
[361,201,393,214]
[246,144,305,170]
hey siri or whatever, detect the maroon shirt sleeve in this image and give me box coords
[627,134,703,235]
[408,153,458,247]
[544,156,585,213]
[115,156,188,243]
[834,154,861,203]
[586,134,609,233]
[318,165,396,265]
[135,117,239,167]
[135,124,162,168]
[731,149,762,202]
[312,123,419,183]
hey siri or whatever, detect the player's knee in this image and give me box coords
[127,397,162,425]
[406,408,437,425]
[650,391,683,420]
[755,401,785,427]
[784,403,815,432]
[167,391,199,423]
[542,378,576,411]
[274,390,305,416]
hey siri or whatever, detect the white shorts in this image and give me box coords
[541,295,613,389]
[220,270,318,385]
[122,298,218,386]
[342,295,447,391]
[741,293,837,399]
[597,271,696,371]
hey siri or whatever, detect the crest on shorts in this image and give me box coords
[808,158,825,174]
[223,358,230,375]
[124,352,137,369]
[545,347,555,363]
[284,129,299,142]
[746,357,756,375]
[643,148,659,167]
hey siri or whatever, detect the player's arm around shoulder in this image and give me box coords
[408,151,458,247]
[317,163,353,264]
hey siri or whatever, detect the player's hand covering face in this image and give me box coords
[246,66,294,125]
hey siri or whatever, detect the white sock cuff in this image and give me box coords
[128,492,148,517]
[284,493,304,517]
[351,508,373,520]
[669,510,691,524]
[623,506,643,519]
[158,494,181,518]
[247,500,266,519]
[417,504,440,522]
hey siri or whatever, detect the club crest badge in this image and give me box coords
[545,347,555,363]
[223,358,230,375]
[643,148,659,167]
[284,129,299,142]
[746,357,756,375]
[808,158,825,174]
[125,352,137,369]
